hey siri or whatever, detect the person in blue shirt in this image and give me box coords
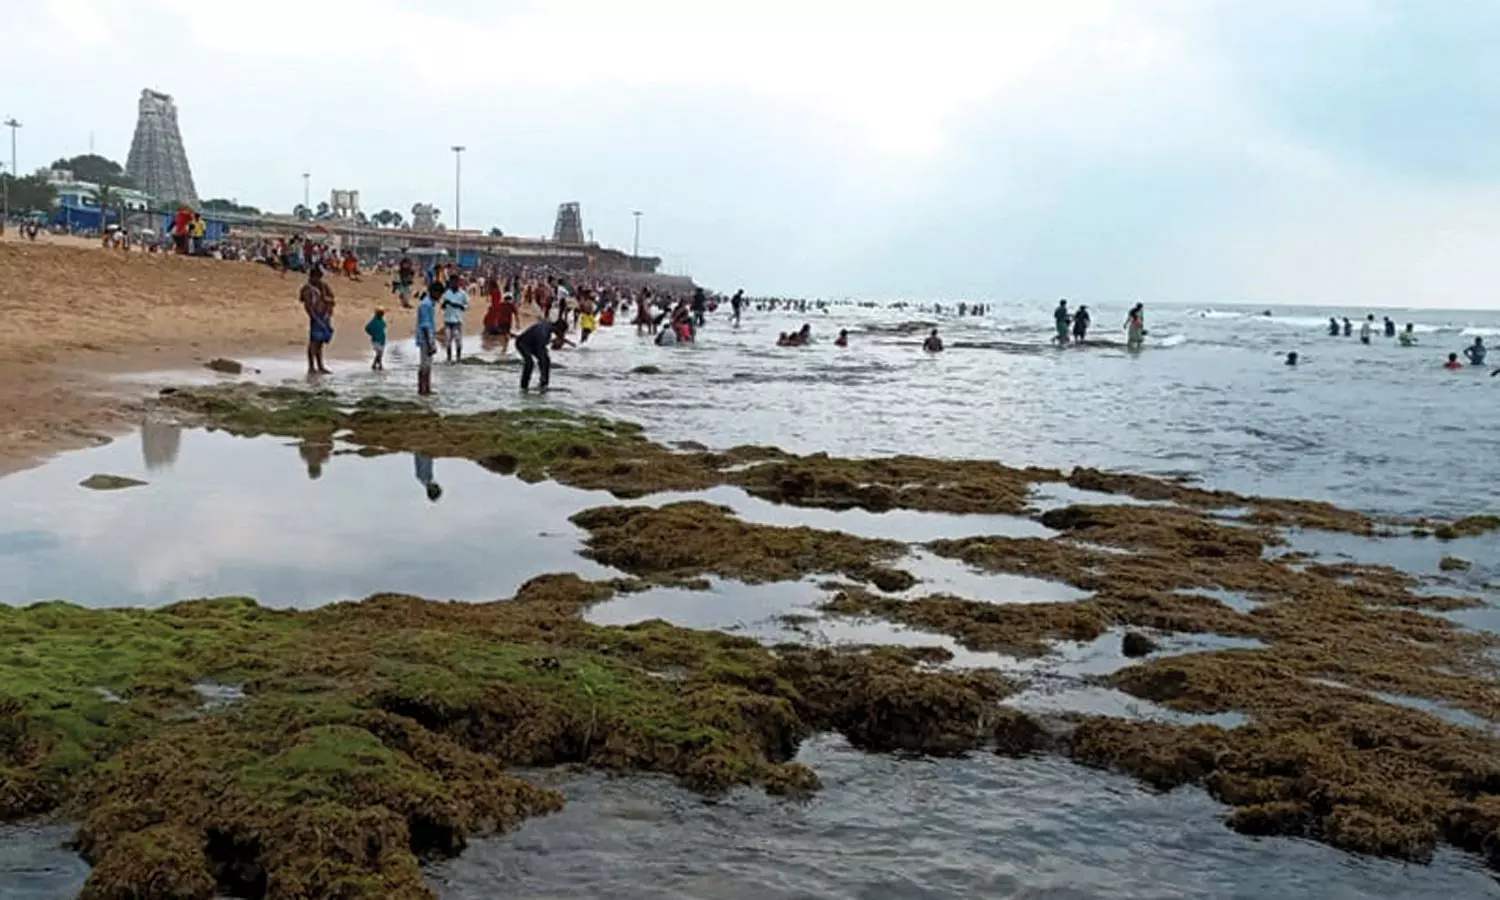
[416,290,437,395]
[1463,337,1487,367]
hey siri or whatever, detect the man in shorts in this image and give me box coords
[396,256,416,308]
[416,290,437,395]
[300,266,334,375]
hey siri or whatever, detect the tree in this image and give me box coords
[93,184,118,230]
[201,197,261,216]
[314,201,332,220]
[1,173,58,212]
[51,154,133,188]
[292,203,312,221]
[390,211,404,228]
[354,211,369,226]
[488,226,504,237]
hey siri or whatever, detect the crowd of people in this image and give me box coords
[1323,313,1494,374]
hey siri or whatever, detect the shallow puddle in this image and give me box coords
[427,734,1497,900]
[0,826,88,900]
[1307,678,1499,735]
[642,484,1055,542]
[1027,482,1172,512]
[1003,683,1249,729]
[1172,586,1263,614]
[896,549,1091,603]
[0,427,621,609]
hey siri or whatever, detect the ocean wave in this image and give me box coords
[1154,333,1188,348]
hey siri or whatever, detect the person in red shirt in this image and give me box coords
[1444,353,1465,370]
[483,278,517,354]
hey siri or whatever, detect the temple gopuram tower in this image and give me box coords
[126,89,199,205]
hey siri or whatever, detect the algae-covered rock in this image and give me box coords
[1439,556,1472,572]
[571,501,910,587]
[80,474,147,491]
[204,358,244,375]
[79,825,215,900]
[1121,630,1158,658]
[1435,515,1500,541]
[631,364,662,375]
[991,708,1045,757]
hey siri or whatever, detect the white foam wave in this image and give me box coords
[1460,326,1500,337]
[1155,333,1188,348]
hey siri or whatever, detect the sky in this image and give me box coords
[10,0,1500,307]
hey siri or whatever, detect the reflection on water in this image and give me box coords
[428,734,1498,900]
[0,429,623,609]
[154,302,1500,522]
[138,420,181,471]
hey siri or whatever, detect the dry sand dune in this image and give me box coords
[0,236,400,472]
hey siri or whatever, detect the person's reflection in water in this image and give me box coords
[139,420,182,472]
[414,452,442,501]
[298,440,332,480]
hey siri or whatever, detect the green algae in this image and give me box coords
[1,575,1023,899]
[570,501,913,588]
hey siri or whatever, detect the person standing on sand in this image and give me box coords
[300,267,334,375]
[396,256,415,308]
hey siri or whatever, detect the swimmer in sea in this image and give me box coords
[1383,316,1396,338]
[1398,323,1417,347]
[1285,351,1298,366]
[1463,337,1487,367]
[775,332,790,347]
[1444,353,1464,370]
[835,329,848,348]
[1342,317,1352,337]
[923,329,944,352]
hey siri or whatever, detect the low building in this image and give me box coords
[46,169,155,231]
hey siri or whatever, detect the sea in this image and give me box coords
[1,299,1498,898]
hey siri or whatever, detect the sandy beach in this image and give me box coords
[0,235,397,473]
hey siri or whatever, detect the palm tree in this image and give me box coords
[93,184,117,233]
[292,204,312,221]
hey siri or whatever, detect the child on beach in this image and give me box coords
[365,308,387,371]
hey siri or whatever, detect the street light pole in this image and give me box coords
[631,210,642,271]
[301,172,310,211]
[3,118,21,235]
[451,145,465,260]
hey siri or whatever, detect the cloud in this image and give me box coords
[12,0,1500,307]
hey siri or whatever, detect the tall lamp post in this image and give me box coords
[631,209,642,271]
[451,145,465,260]
[3,118,21,234]
[301,172,310,211]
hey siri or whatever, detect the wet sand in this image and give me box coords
[0,237,397,474]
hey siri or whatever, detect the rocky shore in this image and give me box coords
[2,383,1498,898]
